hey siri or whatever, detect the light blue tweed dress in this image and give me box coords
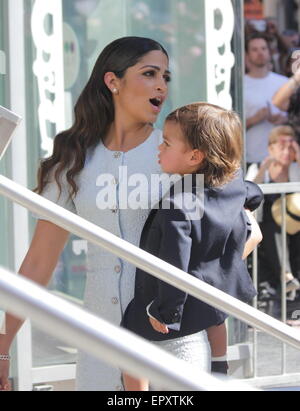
[38,129,210,391]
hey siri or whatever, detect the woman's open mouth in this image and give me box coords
[150,97,163,112]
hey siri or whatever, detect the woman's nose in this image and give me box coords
[157,76,168,93]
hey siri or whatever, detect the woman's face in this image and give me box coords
[115,50,170,124]
[269,135,297,166]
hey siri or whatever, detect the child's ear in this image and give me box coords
[191,150,205,166]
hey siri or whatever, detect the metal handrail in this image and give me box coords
[0,175,300,352]
[259,182,300,195]
[0,266,257,391]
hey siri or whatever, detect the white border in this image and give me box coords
[8,0,32,392]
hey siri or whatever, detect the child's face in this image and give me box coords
[159,121,204,175]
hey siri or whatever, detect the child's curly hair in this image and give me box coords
[166,102,243,187]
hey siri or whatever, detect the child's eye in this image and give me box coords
[164,74,171,83]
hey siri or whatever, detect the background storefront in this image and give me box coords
[245,0,300,32]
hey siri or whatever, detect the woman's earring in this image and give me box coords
[112,88,119,95]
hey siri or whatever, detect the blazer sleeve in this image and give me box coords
[147,207,192,331]
[244,180,264,212]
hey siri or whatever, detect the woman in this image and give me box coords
[246,125,300,299]
[0,36,172,391]
[0,37,262,392]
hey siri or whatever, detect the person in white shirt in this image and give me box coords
[272,65,300,144]
[245,33,288,166]
[246,125,300,301]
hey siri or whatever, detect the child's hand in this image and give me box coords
[149,317,169,334]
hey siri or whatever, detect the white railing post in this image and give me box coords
[0,175,300,352]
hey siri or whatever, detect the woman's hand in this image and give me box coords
[292,141,300,164]
[246,107,270,129]
[253,156,275,184]
[293,67,300,85]
[260,156,275,171]
[0,359,11,391]
[149,317,169,334]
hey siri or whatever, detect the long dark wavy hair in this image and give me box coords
[35,37,168,197]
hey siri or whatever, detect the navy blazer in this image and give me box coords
[122,170,263,341]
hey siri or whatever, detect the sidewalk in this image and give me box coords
[254,292,300,378]
[254,329,300,377]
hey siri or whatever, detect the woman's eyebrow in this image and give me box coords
[140,65,171,75]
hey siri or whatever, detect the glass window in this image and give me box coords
[23,0,245,368]
[27,0,207,308]
[126,0,207,127]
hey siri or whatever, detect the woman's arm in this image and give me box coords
[272,71,300,112]
[0,220,69,356]
[252,156,274,184]
[242,210,263,260]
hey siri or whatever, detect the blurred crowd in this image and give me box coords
[244,18,300,320]
[245,18,300,77]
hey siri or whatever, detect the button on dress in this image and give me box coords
[38,129,163,391]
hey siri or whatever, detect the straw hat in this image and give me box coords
[271,193,300,235]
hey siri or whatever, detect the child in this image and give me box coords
[121,102,263,390]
